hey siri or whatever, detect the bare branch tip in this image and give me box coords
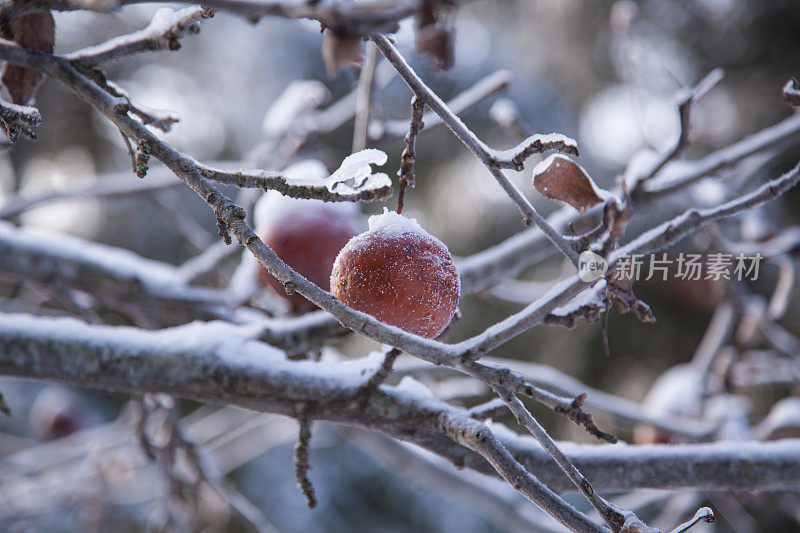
[669,507,715,533]
[294,407,317,509]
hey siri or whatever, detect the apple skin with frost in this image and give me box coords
[330,210,460,339]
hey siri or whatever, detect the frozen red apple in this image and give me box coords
[255,192,359,312]
[29,385,82,441]
[330,210,460,338]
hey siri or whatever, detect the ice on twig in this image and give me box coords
[282,148,391,196]
[254,160,359,231]
[490,133,579,170]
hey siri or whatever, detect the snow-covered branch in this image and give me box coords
[0,96,41,142]
[1,0,446,35]
[1,313,798,497]
[196,149,393,203]
[66,6,213,66]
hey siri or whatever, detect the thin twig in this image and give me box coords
[396,95,424,214]
[119,128,137,173]
[294,405,317,509]
[359,347,402,395]
[147,190,215,253]
[668,507,715,533]
[492,386,626,531]
[177,239,240,284]
[440,409,607,533]
[640,69,724,183]
[0,168,182,219]
[374,69,512,139]
[66,6,214,66]
[641,114,800,196]
[463,359,618,443]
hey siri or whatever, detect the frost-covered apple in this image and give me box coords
[29,385,82,441]
[330,209,460,338]
[255,190,359,312]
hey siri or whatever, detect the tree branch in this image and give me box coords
[641,114,800,196]
[65,5,214,66]
[638,69,724,183]
[0,0,449,35]
[492,386,626,531]
[0,96,41,142]
[0,312,798,495]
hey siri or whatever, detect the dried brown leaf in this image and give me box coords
[415,23,454,70]
[533,154,605,213]
[2,12,55,105]
[321,30,363,77]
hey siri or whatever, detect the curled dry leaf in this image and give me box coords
[532,154,606,213]
[322,30,363,77]
[2,12,55,105]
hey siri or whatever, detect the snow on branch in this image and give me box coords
[196,149,393,202]
[0,96,41,142]
[66,6,214,66]
[0,221,345,352]
[489,132,578,171]
[2,0,444,35]
[0,312,798,497]
[634,68,725,185]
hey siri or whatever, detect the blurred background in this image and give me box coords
[1,0,800,531]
